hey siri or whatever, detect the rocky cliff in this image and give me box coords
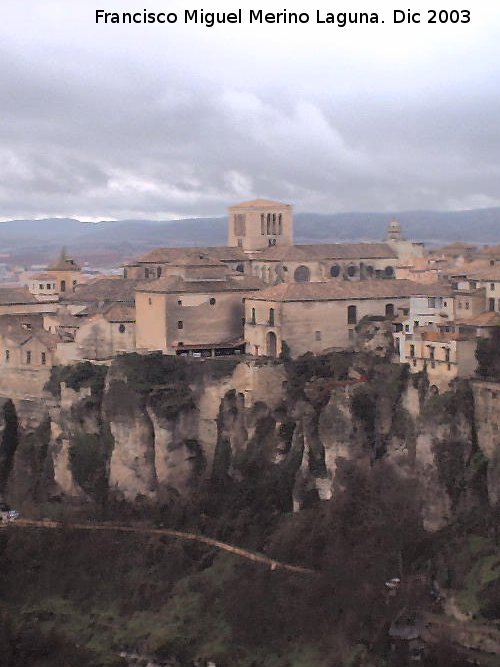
[0,348,496,532]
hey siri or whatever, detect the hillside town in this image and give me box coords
[1,198,499,393]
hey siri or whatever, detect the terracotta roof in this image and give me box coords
[419,330,474,342]
[456,311,500,327]
[478,245,500,256]
[48,257,81,272]
[229,199,290,209]
[131,246,247,265]
[246,279,438,302]
[31,273,57,281]
[0,287,39,305]
[101,304,135,322]
[137,275,266,294]
[465,267,500,282]
[66,278,141,304]
[255,242,397,262]
[0,318,60,349]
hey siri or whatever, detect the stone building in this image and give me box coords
[402,329,477,392]
[75,304,135,360]
[244,279,424,358]
[0,315,60,370]
[27,250,83,299]
[136,270,265,356]
[227,198,293,250]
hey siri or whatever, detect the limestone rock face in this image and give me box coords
[0,355,497,531]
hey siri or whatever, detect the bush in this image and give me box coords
[45,363,107,398]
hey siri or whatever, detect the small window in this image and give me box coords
[148,297,152,306]
[444,301,447,307]
[294,265,310,282]
[47,283,51,290]
[347,265,357,277]
[465,301,470,310]
[60,280,66,292]
[385,303,395,318]
[5,350,9,363]
[412,358,417,367]
[209,297,216,305]
[315,331,321,341]
[41,352,46,365]
[72,280,77,286]
[410,345,415,358]
[269,308,275,326]
[251,308,256,325]
[157,267,162,278]
[123,269,128,278]
[177,299,182,306]
[330,264,341,278]
[347,305,357,325]
[26,351,31,365]
[118,324,126,333]
[177,321,183,330]
[491,283,495,291]
[39,283,44,290]
[384,266,394,277]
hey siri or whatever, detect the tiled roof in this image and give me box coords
[478,245,500,256]
[229,199,290,209]
[246,279,448,302]
[254,242,397,262]
[66,278,141,304]
[131,246,247,264]
[48,258,81,271]
[137,275,266,294]
[456,311,500,327]
[465,267,500,281]
[0,287,39,305]
[101,304,135,322]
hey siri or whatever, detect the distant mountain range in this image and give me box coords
[2,207,500,267]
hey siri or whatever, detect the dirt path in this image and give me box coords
[12,519,316,575]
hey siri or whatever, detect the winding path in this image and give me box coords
[12,519,316,575]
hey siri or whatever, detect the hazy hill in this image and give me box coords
[2,207,500,265]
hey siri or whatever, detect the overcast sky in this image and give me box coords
[1,0,499,220]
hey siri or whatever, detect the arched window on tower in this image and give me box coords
[267,214,271,235]
[272,213,276,235]
[261,214,265,235]
[269,308,275,326]
[278,214,282,235]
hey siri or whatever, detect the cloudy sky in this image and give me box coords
[1,0,499,220]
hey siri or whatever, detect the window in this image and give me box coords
[118,324,126,333]
[491,283,495,291]
[148,297,152,305]
[445,348,450,363]
[269,308,275,326]
[412,358,417,367]
[278,213,282,235]
[251,308,256,325]
[157,267,162,278]
[177,321,183,330]
[236,263,244,273]
[465,301,470,310]
[39,283,44,290]
[444,301,447,307]
[41,352,46,365]
[347,265,357,277]
[410,345,415,358]
[234,214,246,236]
[267,214,271,235]
[347,305,357,325]
[429,346,435,360]
[428,297,436,308]
[26,351,31,365]
[5,350,9,363]
[123,269,128,278]
[47,283,52,290]
[177,299,182,306]
[60,280,66,292]
[489,298,495,312]
[315,331,321,341]
[294,265,310,282]
[272,213,276,235]
[261,214,265,235]
[405,324,410,332]
[385,303,395,318]
[72,280,77,287]
[209,297,216,305]
[330,264,341,278]
[447,363,451,371]
[384,266,394,277]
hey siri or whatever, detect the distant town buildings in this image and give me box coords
[0,198,497,393]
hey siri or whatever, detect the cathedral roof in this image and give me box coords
[255,242,397,262]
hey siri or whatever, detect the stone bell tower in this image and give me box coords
[228,199,293,251]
